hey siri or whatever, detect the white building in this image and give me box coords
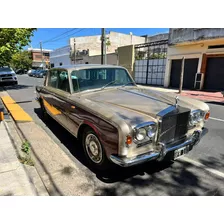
[50,45,71,68]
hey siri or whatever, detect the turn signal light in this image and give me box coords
[205,111,210,120]
[126,135,132,145]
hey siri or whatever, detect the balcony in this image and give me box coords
[169,28,224,45]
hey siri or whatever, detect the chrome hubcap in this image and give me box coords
[85,134,102,164]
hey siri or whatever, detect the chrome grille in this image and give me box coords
[158,107,190,145]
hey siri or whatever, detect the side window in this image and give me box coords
[47,70,70,93]
[48,70,58,88]
[57,71,70,92]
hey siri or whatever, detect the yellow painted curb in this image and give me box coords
[1,96,33,122]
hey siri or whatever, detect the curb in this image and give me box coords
[3,119,49,196]
[0,89,94,196]
[0,91,49,196]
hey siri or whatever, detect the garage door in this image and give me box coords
[170,58,199,89]
[204,57,224,91]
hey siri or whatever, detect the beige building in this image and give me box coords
[165,28,224,91]
[50,31,145,67]
[69,31,145,65]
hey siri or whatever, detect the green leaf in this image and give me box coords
[0,28,36,67]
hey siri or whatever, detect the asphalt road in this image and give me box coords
[2,74,224,195]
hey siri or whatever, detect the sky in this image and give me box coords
[28,28,169,50]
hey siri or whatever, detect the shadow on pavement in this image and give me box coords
[34,106,224,196]
[1,83,33,90]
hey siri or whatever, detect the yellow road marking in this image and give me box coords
[1,96,33,122]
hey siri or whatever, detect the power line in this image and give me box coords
[43,28,78,43]
[45,28,86,43]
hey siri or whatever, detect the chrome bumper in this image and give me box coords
[110,130,203,167]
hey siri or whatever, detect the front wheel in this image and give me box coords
[82,127,112,171]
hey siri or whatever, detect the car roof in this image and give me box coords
[51,64,126,72]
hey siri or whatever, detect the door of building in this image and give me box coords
[170,58,199,89]
[204,57,224,91]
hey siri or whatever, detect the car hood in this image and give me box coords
[77,87,209,127]
[0,71,15,76]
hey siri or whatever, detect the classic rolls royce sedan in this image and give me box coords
[36,64,210,170]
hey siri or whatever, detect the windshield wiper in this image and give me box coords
[101,80,119,90]
[120,82,136,87]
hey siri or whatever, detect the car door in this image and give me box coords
[42,68,71,129]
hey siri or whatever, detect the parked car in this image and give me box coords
[0,66,18,85]
[36,64,210,170]
[27,69,33,76]
[28,69,36,77]
[16,69,27,75]
[34,70,47,78]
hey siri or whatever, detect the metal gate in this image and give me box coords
[134,40,168,86]
[204,57,224,91]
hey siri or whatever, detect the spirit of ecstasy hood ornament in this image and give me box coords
[175,96,179,108]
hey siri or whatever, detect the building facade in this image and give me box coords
[165,28,224,91]
[28,48,52,69]
[49,45,71,68]
[50,31,146,67]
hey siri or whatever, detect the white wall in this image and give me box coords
[50,45,71,67]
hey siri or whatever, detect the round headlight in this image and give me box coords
[147,125,156,138]
[135,128,147,141]
[189,110,204,126]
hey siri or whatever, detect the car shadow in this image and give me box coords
[34,107,224,196]
[34,107,173,183]
[1,84,33,90]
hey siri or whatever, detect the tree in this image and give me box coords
[0,28,36,66]
[10,51,32,70]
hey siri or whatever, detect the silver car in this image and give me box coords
[0,67,18,85]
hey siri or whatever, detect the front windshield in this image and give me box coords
[70,68,135,92]
[0,67,13,72]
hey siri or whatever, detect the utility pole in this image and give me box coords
[179,57,185,94]
[73,38,76,64]
[40,41,44,69]
[101,28,106,64]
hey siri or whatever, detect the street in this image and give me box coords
[3,74,224,195]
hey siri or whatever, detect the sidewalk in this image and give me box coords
[138,85,224,103]
[0,90,94,196]
[0,120,48,196]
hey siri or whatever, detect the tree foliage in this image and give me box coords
[0,28,36,66]
[10,51,32,70]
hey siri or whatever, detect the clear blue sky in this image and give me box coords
[29,28,169,50]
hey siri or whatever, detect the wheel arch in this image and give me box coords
[77,122,100,141]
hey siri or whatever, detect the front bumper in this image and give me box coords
[0,76,17,83]
[110,129,203,167]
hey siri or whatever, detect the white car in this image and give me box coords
[0,67,18,85]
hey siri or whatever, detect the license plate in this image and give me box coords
[173,146,189,160]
